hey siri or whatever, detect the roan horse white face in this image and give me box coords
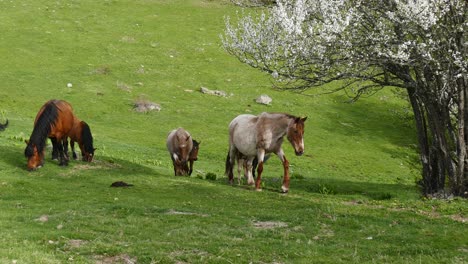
[225,112,307,193]
[167,128,200,176]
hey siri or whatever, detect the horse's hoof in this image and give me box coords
[281,186,289,193]
[255,188,262,192]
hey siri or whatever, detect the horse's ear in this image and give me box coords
[186,136,190,142]
[302,116,308,122]
[25,139,29,145]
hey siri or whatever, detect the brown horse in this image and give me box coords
[225,112,307,193]
[63,118,95,162]
[25,100,75,170]
[0,119,8,131]
[188,139,200,176]
[166,128,200,176]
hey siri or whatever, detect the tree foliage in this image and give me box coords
[222,0,467,196]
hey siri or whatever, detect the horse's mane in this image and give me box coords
[25,102,58,157]
[80,121,94,154]
[264,112,298,120]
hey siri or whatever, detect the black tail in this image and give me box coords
[0,119,8,131]
[225,151,232,177]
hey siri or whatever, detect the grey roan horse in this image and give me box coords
[225,112,307,193]
[166,128,200,176]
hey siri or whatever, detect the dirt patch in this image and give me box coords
[59,160,122,176]
[342,200,363,206]
[68,239,88,249]
[252,221,288,229]
[166,209,209,217]
[94,254,136,264]
[35,215,49,223]
[169,249,209,263]
[450,214,467,223]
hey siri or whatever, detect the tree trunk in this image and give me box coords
[407,87,436,194]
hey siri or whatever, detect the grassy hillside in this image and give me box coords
[0,1,466,263]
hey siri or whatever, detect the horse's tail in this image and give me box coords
[225,149,233,177]
[0,119,8,131]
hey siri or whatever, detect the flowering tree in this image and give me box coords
[222,0,467,196]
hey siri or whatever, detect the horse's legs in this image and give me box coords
[255,150,266,191]
[226,147,237,184]
[62,138,70,161]
[245,158,254,185]
[170,155,177,176]
[182,161,190,176]
[71,140,78,160]
[236,156,244,185]
[50,137,59,160]
[56,138,68,166]
[276,149,290,193]
[189,160,194,176]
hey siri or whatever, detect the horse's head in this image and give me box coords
[82,148,96,162]
[177,135,192,164]
[287,117,307,156]
[24,140,44,171]
[189,140,200,161]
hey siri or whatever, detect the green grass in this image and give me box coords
[0,0,466,263]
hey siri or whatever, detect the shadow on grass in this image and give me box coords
[213,175,420,201]
[291,176,421,200]
[0,145,156,176]
[321,95,418,159]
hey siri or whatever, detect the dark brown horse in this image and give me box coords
[64,118,95,162]
[0,119,8,131]
[226,112,307,193]
[166,128,200,176]
[188,139,200,176]
[25,100,76,170]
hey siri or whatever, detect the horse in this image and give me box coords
[0,119,8,131]
[166,128,199,176]
[24,100,75,170]
[188,139,200,176]
[63,118,95,162]
[225,112,307,193]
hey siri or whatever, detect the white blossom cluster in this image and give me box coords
[222,0,467,95]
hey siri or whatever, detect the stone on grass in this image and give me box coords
[255,94,272,105]
[200,86,227,97]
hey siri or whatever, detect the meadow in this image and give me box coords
[0,0,466,263]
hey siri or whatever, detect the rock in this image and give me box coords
[110,181,134,187]
[200,87,227,97]
[255,94,272,105]
[133,100,161,112]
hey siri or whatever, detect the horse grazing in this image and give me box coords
[0,119,8,131]
[188,139,200,176]
[225,112,307,193]
[64,119,95,162]
[166,128,199,176]
[24,100,75,170]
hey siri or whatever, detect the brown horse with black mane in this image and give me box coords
[24,100,95,171]
[63,118,95,162]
